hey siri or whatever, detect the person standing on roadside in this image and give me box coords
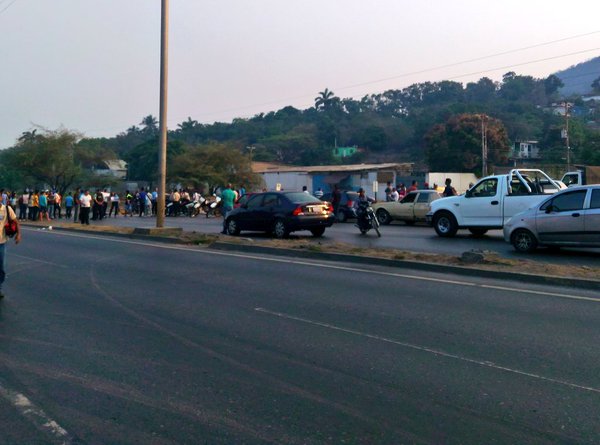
[79,190,92,225]
[64,192,74,219]
[332,185,341,220]
[19,191,28,220]
[220,183,236,234]
[442,178,457,197]
[0,200,21,299]
[73,188,81,223]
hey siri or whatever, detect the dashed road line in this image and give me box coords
[255,307,600,395]
[0,379,76,444]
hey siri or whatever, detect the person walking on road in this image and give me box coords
[0,201,21,299]
[220,184,236,234]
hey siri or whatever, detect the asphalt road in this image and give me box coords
[85,213,600,267]
[1,228,599,444]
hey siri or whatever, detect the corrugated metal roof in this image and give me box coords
[254,162,413,174]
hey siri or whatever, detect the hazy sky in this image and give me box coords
[1,0,599,148]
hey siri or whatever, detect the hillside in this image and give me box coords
[554,56,600,96]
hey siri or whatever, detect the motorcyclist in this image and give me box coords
[354,188,375,230]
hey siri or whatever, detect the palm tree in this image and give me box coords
[177,117,198,132]
[140,115,159,135]
[314,88,335,110]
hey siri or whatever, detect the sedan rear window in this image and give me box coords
[285,192,320,203]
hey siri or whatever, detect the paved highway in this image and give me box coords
[1,228,599,444]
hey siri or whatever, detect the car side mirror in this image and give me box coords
[465,190,472,198]
[545,205,554,214]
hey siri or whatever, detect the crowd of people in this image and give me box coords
[0,184,252,226]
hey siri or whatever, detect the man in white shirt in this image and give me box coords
[79,190,92,225]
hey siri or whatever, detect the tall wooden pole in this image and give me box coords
[157,0,169,228]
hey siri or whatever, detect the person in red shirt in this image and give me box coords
[408,180,418,192]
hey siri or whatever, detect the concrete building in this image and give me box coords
[513,141,541,160]
[253,162,413,198]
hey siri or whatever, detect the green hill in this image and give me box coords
[554,56,600,96]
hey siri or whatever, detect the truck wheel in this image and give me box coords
[433,212,458,237]
[336,210,347,223]
[511,229,538,253]
[468,228,488,237]
[375,209,391,225]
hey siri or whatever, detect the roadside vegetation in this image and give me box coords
[2,62,600,191]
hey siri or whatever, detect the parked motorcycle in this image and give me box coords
[356,202,381,237]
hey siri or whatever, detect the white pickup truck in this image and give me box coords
[426,169,565,237]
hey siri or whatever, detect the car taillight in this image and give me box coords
[346,200,354,207]
[292,206,304,216]
[326,203,334,213]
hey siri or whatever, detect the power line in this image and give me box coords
[79,34,600,135]
[0,0,19,16]
[183,47,600,121]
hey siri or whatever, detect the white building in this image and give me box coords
[253,162,413,198]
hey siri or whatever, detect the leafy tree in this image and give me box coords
[124,138,184,181]
[0,128,104,194]
[169,142,262,191]
[425,114,510,174]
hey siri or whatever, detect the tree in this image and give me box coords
[140,115,159,137]
[1,128,97,194]
[425,114,510,174]
[124,138,184,181]
[169,142,262,192]
[314,88,339,111]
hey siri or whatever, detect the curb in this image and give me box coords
[22,223,188,245]
[209,241,600,291]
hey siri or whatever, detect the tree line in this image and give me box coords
[2,71,599,193]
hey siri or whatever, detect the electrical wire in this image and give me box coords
[0,0,19,16]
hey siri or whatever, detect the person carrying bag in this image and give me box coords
[0,202,21,299]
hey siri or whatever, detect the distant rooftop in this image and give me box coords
[252,162,413,174]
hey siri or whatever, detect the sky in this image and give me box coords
[1,0,599,149]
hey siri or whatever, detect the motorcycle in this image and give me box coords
[201,195,222,218]
[185,197,205,217]
[355,202,381,237]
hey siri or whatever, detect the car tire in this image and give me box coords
[273,219,289,239]
[433,211,458,237]
[226,218,240,236]
[310,227,325,237]
[511,229,538,253]
[336,210,346,223]
[375,209,392,225]
[468,228,488,237]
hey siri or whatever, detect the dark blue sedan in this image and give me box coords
[225,192,335,238]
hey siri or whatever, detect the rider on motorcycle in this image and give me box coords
[354,188,375,230]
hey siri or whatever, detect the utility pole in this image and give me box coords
[157,0,169,228]
[563,101,571,172]
[481,114,488,176]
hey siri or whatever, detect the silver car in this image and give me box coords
[503,185,600,252]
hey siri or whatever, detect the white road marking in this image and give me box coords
[255,307,600,395]
[11,253,68,268]
[23,227,600,303]
[0,380,72,444]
